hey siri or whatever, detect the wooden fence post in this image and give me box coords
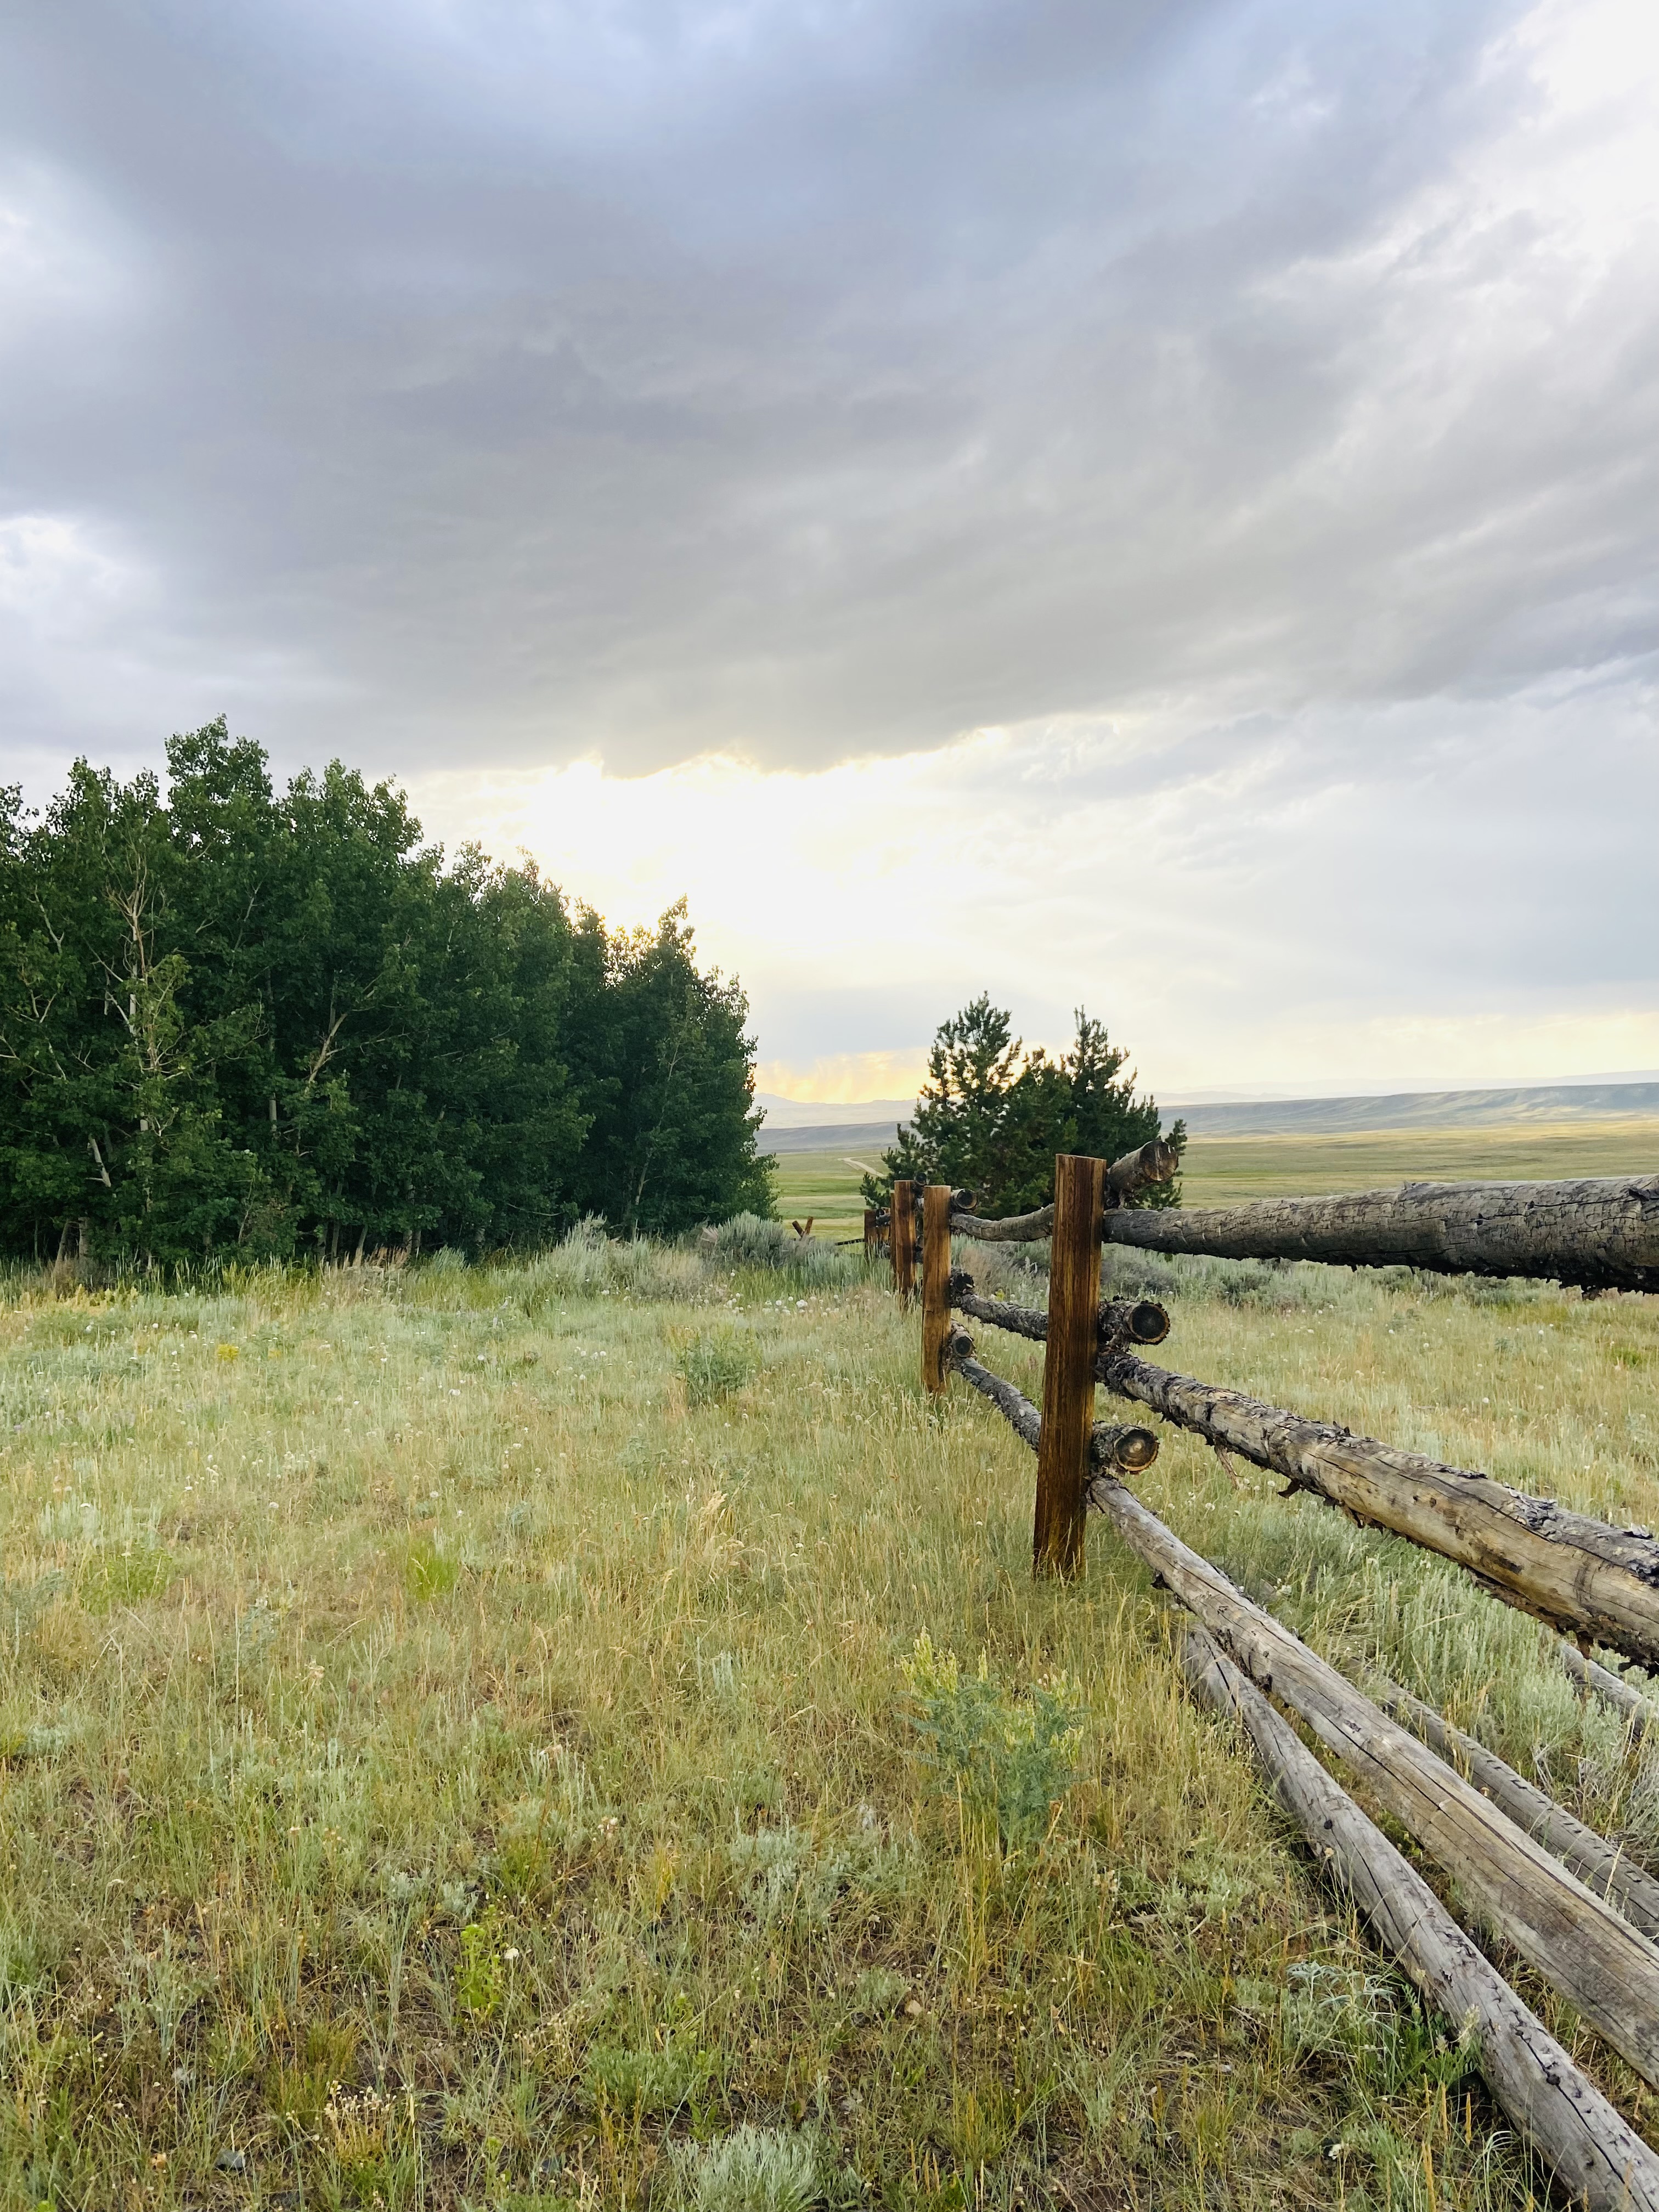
[922,1184,952,1394]
[863,1207,879,1261]
[1034,1152,1106,1577]
[891,1180,916,1305]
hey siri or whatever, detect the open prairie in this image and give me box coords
[769,1151,883,1245]
[1178,1120,1659,1206]
[771,1119,1659,1233]
[3,1232,1658,2209]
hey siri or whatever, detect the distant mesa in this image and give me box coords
[753,1092,918,1127]
[1169,1080,1659,1138]
[755,1081,1659,1154]
[753,1092,918,1152]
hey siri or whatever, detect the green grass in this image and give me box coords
[3,1228,1658,2209]
[768,1149,875,1244]
[772,1115,1659,1223]
[1181,1118,1659,1204]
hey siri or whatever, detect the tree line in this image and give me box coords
[863,995,1184,1216]
[0,723,771,1265]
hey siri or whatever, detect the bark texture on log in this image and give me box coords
[1103,1175,1659,1291]
[1086,1472,1659,2090]
[951,1201,1056,1244]
[1374,1677,1659,1942]
[951,1283,1049,1344]
[1099,1348,1659,1669]
[1105,1139,1182,1201]
[1183,1630,1659,2212]
[1562,1643,1656,1740]
[949,1276,1168,1350]
[947,1342,1042,1451]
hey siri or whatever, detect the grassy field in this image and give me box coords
[773,1119,1659,1224]
[3,1230,1659,2211]
[1178,1120,1659,1205]
[769,1150,883,1245]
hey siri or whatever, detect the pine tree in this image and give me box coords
[860,998,1183,1216]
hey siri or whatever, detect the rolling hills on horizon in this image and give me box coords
[758,1079,1659,1153]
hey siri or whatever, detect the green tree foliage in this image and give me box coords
[859,994,1184,1216]
[0,724,771,1263]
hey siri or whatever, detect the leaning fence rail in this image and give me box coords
[871,1147,1659,2205]
[1098,1344,1659,1669]
[942,1314,1659,2205]
[1182,1627,1659,2212]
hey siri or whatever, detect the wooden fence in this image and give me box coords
[865,1152,1659,2210]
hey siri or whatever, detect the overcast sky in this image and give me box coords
[2,0,1654,1101]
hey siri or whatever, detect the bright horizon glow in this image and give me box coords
[407,707,1659,1105]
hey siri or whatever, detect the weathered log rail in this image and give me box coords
[948,1331,1159,1476]
[877,1143,1659,2203]
[1096,1347,1659,1670]
[1183,1629,1659,2212]
[947,1338,1659,2088]
[949,1338,1659,2096]
[885,1144,1659,1663]
[948,1271,1170,1351]
[944,1165,1659,1289]
[946,1142,1182,1244]
[1373,1673,1659,1942]
[1563,1642,1658,1739]
[1101,1173,1659,1293]
[933,1184,1659,1666]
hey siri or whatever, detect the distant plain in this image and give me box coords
[769,1120,1659,1240]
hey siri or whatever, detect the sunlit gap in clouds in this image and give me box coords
[405,670,1659,1106]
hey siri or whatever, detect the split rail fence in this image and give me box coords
[861,1150,1659,2210]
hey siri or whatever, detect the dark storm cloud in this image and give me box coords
[5,0,1648,787]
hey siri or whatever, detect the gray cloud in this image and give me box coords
[5,0,1650,793]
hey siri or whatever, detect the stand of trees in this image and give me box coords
[0,723,772,1265]
[861,996,1184,1216]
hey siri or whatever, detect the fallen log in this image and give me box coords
[1182,1629,1659,2212]
[1562,1643,1656,1741]
[1373,1677,1659,1942]
[1085,1468,1659,2090]
[1102,1175,1659,1291]
[1098,1348,1659,1670]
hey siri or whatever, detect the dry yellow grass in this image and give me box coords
[1,1233,1656,2210]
